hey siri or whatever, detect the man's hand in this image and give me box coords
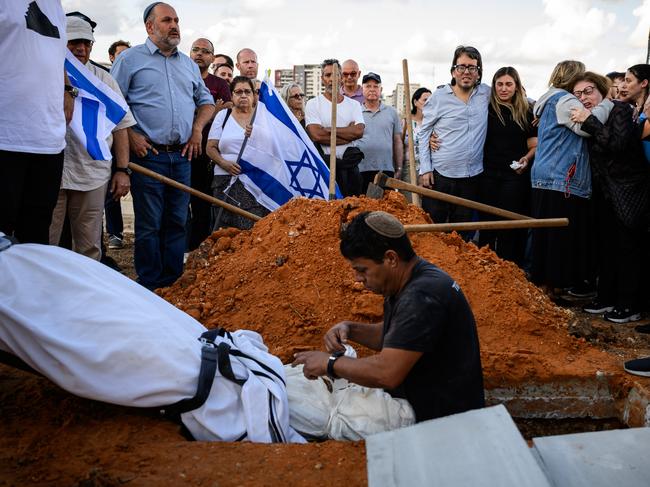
[129,130,158,158]
[324,321,351,353]
[394,166,403,180]
[429,132,440,151]
[182,128,203,161]
[110,172,130,200]
[291,351,329,380]
[419,171,434,188]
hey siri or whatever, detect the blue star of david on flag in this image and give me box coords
[230,78,341,211]
[285,150,326,199]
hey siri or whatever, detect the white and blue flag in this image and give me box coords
[234,78,341,211]
[64,51,128,161]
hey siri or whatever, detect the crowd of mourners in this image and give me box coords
[1,2,649,334]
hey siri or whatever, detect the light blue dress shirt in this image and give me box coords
[111,38,214,145]
[418,83,490,178]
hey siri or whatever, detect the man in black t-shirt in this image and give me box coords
[293,211,485,422]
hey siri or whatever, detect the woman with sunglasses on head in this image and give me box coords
[206,76,271,230]
[478,67,537,267]
[569,68,650,323]
[280,82,306,127]
[529,60,614,302]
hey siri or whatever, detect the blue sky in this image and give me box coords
[62,0,649,98]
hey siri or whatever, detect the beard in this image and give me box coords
[153,25,180,49]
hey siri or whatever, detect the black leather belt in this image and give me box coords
[152,143,185,152]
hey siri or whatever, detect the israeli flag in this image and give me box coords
[64,51,128,160]
[235,78,341,211]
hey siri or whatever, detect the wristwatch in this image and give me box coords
[114,167,132,176]
[327,350,345,380]
[64,84,79,98]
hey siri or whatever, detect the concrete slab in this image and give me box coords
[533,428,650,487]
[366,405,552,487]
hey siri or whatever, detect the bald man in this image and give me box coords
[236,48,258,79]
[341,59,364,103]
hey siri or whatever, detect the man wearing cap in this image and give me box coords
[293,211,485,423]
[305,58,365,196]
[355,72,403,193]
[48,14,135,260]
[188,37,231,250]
[111,2,215,290]
[340,59,364,104]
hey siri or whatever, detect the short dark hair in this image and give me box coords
[569,71,611,99]
[216,63,233,72]
[108,40,130,58]
[339,212,416,264]
[606,71,625,81]
[321,58,341,70]
[230,75,255,93]
[450,45,482,85]
[215,53,234,68]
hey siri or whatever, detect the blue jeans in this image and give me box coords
[131,150,190,290]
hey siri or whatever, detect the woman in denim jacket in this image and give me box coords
[530,60,613,300]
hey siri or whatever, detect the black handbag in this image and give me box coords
[602,172,650,229]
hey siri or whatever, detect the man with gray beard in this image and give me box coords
[111,2,214,290]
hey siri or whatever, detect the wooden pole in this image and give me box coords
[375,173,532,220]
[647,27,650,64]
[128,162,261,222]
[328,66,339,200]
[404,218,568,233]
[402,59,421,207]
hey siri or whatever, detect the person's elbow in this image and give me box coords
[350,124,364,140]
[375,369,405,390]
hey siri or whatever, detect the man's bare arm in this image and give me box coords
[324,321,384,352]
[306,123,365,145]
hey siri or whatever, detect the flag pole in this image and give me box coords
[402,59,421,207]
[647,27,650,64]
[328,66,338,200]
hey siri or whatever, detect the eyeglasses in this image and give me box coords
[573,86,596,98]
[191,47,213,55]
[290,93,305,99]
[342,71,358,78]
[453,64,479,74]
[233,89,254,96]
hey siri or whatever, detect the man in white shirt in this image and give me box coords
[305,59,365,196]
[49,14,135,260]
[0,0,70,244]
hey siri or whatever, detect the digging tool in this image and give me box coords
[404,218,568,233]
[128,162,261,223]
[368,172,533,221]
[401,59,421,207]
[328,67,338,200]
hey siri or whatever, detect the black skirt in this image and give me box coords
[211,175,270,231]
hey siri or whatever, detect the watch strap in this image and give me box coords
[327,350,345,380]
[114,167,132,175]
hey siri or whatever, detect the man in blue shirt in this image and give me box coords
[111,2,214,290]
[418,46,489,229]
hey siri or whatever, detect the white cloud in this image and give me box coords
[628,0,650,49]
[518,0,616,62]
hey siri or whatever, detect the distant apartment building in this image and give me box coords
[389,83,421,117]
[294,64,323,99]
[274,69,294,89]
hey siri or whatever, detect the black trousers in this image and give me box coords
[478,171,530,266]
[593,185,648,309]
[188,155,214,250]
[0,150,64,244]
[421,170,480,241]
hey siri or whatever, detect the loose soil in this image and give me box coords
[1,192,649,486]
